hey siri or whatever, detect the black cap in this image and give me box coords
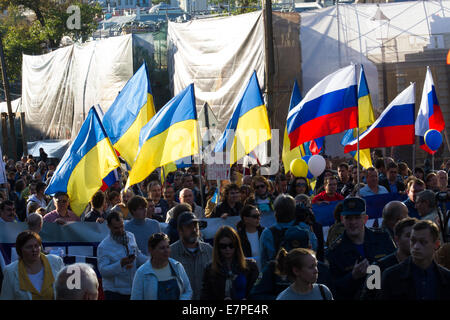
[341,197,366,216]
[177,212,207,229]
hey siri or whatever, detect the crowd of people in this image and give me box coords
[1,147,450,300]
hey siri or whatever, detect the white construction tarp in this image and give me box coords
[300,0,450,156]
[21,34,134,141]
[168,11,266,135]
[0,98,22,113]
[27,139,71,159]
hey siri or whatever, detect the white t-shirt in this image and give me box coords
[28,268,44,292]
[246,231,261,270]
[153,263,175,282]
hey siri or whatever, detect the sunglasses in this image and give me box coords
[255,185,266,189]
[246,214,261,219]
[218,243,235,250]
[296,183,307,187]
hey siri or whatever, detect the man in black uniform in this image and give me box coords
[326,197,396,300]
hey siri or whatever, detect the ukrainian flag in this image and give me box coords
[125,84,199,189]
[102,63,156,167]
[341,65,375,169]
[45,107,120,215]
[214,71,271,165]
[282,81,302,174]
[161,162,177,185]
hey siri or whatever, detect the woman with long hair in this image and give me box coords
[201,226,259,300]
[0,231,64,300]
[288,177,311,198]
[236,205,264,270]
[275,248,333,300]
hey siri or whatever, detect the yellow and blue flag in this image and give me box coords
[282,81,303,174]
[341,65,375,169]
[214,71,271,165]
[210,187,219,205]
[161,162,178,185]
[102,63,156,167]
[125,84,199,189]
[45,107,120,215]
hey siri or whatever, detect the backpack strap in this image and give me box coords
[269,226,287,256]
[318,284,327,300]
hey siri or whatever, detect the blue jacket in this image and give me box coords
[403,198,421,219]
[130,258,192,300]
[259,221,295,270]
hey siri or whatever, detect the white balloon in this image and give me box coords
[308,155,326,177]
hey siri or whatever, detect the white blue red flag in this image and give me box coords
[287,65,358,149]
[415,66,445,154]
[344,83,416,153]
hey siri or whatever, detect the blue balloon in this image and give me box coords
[424,129,442,151]
[302,156,314,179]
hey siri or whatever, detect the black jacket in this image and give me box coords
[83,209,106,222]
[237,225,264,258]
[380,257,450,300]
[326,227,396,300]
[360,251,401,300]
[201,258,259,300]
[211,201,242,218]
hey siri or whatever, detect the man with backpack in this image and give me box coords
[259,194,296,270]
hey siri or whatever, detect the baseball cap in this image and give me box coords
[177,212,207,229]
[341,197,366,216]
[283,226,310,251]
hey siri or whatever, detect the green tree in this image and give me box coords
[0,0,102,83]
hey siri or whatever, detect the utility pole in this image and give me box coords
[263,0,274,127]
[263,0,275,159]
[0,32,17,160]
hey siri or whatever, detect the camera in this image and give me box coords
[436,191,449,202]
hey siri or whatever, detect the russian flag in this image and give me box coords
[344,83,416,153]
[100,170,119,192]
[287,65,358,149]
[415,66,445,154]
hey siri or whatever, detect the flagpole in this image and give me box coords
[162,165,166,185]
[196,123,205,209]
[432,153,435,172]
[355,64,360,197]
[357,127,360,197]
